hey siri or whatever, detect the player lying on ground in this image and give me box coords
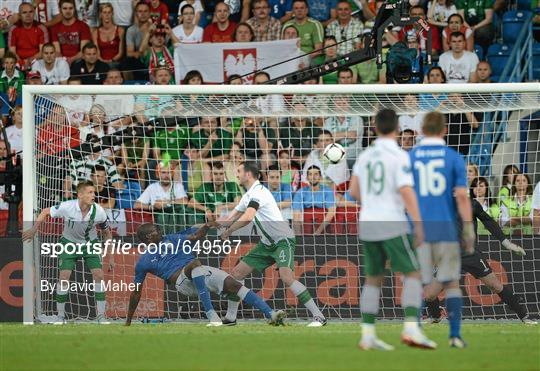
[22,180,113,324]
[410,111,476,349]
[219,162,327,327]
[425,198,536,325]
[349,109,436,351]
[126,222,286,326]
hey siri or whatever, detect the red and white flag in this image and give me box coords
[174,39,302,84]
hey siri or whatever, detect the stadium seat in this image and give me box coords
[502,10,532,44]
[533,42,540,80]
[517,0,532,10]
[0,94,22,116]
[123,80,150,85]
[474,44,484,61]
[487,44,512,76]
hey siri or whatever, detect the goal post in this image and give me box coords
[22,82,540,324]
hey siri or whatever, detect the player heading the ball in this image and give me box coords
[22,180,113,324]
[126,222,287,326]
[219,162,327,327]
[349,109,436,350]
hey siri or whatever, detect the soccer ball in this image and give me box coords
[323,143,345,164]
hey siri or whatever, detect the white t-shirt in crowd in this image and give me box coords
[94,94,135,120]
[0,0,22,19]
[533,182,540,210]
[108,0,133,26]
[57,95,93,127]
[172,25,204,43]
[428,1,457,23]
[31,58,70,85]
[137,182,188,206]
[438,50,479,83]
[3,124,22,155]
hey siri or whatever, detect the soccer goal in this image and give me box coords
[22,83,540,324]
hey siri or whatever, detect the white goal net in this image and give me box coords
[23,83,540,323]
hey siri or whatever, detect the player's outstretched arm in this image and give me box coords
[126,284,143,326]
[21,208,51,242]
[221,207,257,240]
[399,186,424,248]
[186,222,220,241]
[473,200,525,256]
[219,209,243,227]
[455,187,475,254]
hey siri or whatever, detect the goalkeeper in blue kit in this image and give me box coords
[126,222,286,326]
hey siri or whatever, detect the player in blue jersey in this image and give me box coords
[125,222,286,326]
[409,112,475,348]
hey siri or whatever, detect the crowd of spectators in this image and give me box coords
[0,0,539,236]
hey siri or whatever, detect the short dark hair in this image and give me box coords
[180,3,194,13]
[76,180,95,194]
[427,66,447,83]
[211,161,224,170]
[324,35,337,43]
[448,13,464,24]
[267,164,280,172]
[375,109,399,135]
[409,5,424,14]
[242,161,260,179]
[319,129,333,138]
[183,70,203,85]
[137,223,158,244]
[292,0,308,6]
[2,51,17,62]
[450,31,465,41]
[91,164,106,174]
[307,165,321,175]
[42,42,56,51]
[227,74,242,84]
[401,129,415,136]
[82,42,98,53]
[254,71,270,81]
[337,67,353,77]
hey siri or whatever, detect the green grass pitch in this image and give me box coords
[1,322,538,371]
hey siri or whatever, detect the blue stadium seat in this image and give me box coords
[502,10,532,44]
[517,0,531,10]
[487,44,513,76]
[0,94,22,116]
[533,42,540,80]
[123,80,150,85]
[474,44,484,60]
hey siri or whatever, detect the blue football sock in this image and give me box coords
[191,267,215,314]
[446,289,463,338]
[241,289,272,319]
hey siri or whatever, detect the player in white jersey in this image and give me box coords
[349,109,436,350]
[219,162,327,327]
[22,181,113,324]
